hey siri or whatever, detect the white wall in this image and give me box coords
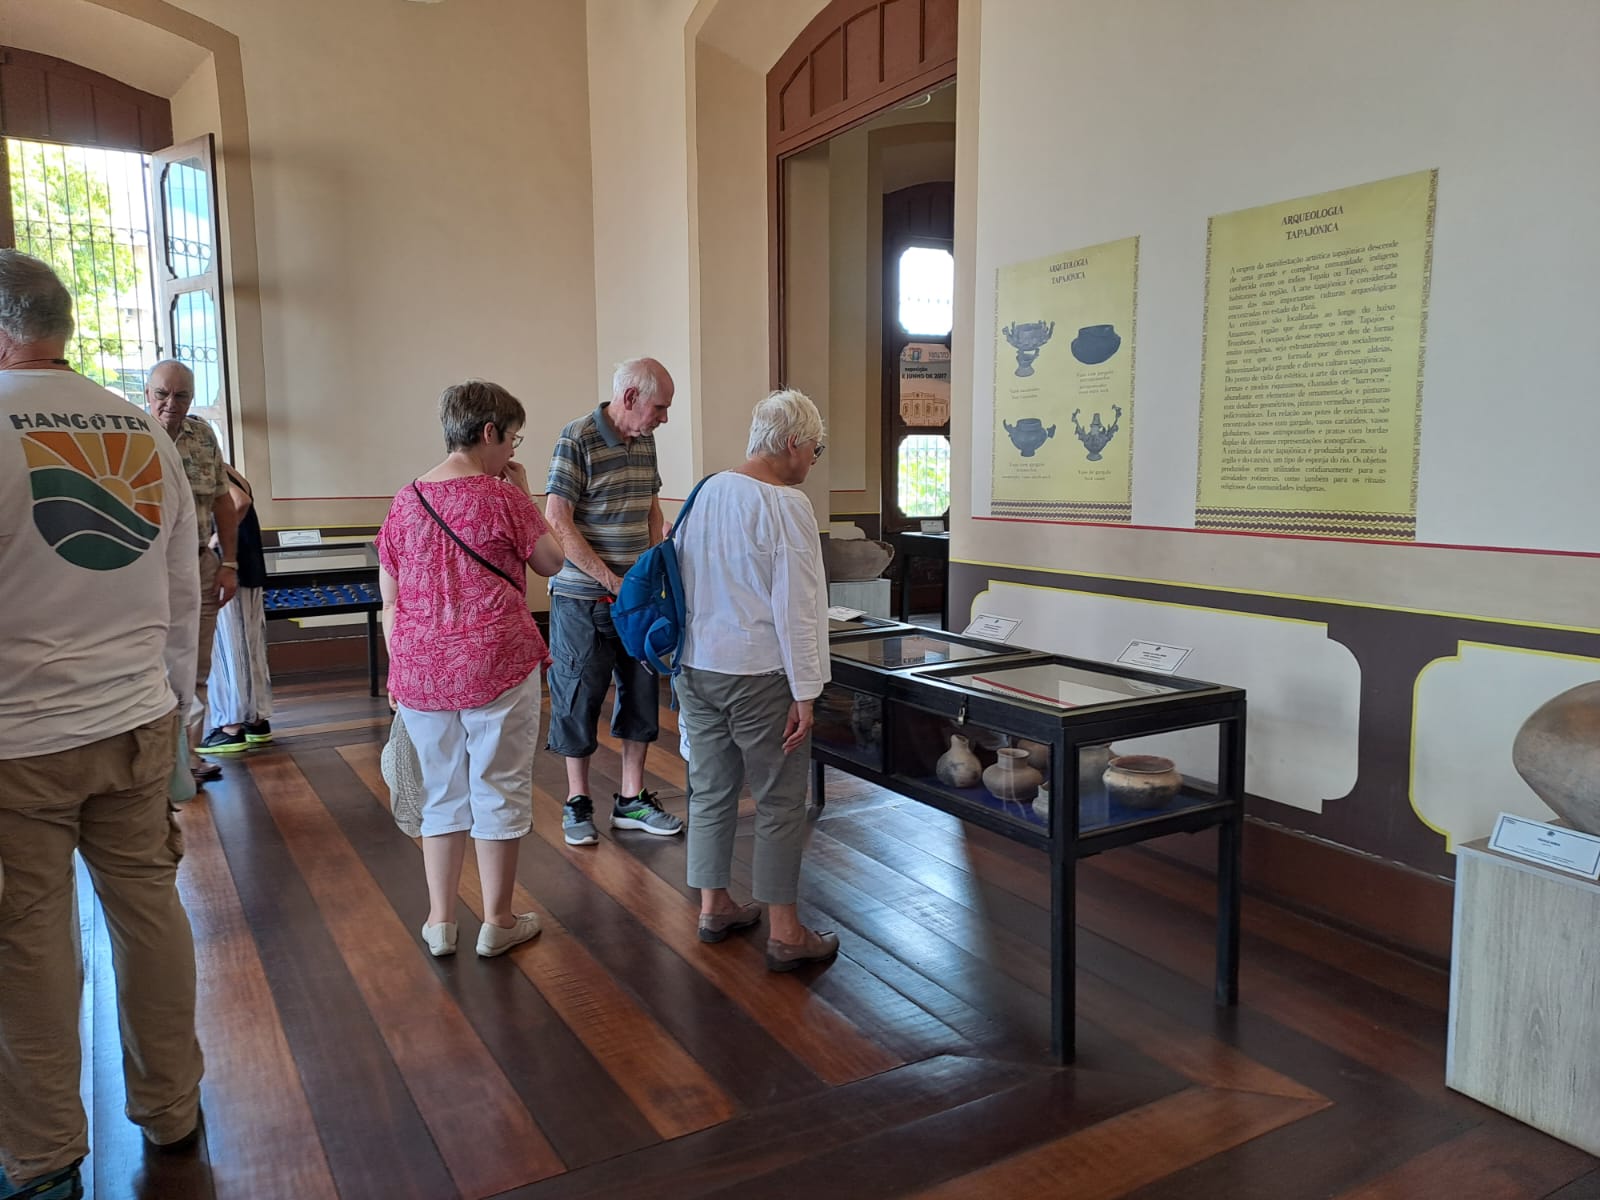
[963,0,1600,624]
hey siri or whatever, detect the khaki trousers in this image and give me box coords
[678,667,811,905]
[0,710,202,1183]
[189,548,220,761]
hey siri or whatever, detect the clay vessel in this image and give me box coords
[984,747,1044,802]
[1015,737,1050,773]
[1103,754,1181,810]
[1003,417,1056,457]
[1078,743,1112,795]
[1512,681,1600,835]
[1032,784,1049,820]
[1071,323,1122,365]
[936,734,982,788]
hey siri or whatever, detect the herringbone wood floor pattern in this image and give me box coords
[71,673,1600,1199]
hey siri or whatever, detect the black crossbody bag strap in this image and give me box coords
[411,481,523,592]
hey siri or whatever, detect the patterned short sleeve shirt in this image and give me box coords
[545,403,662,599]
[173,415,228,546]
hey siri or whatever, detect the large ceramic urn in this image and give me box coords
[1512,681,1600,835]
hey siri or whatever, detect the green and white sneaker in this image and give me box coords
[563,796,599,846]
[611,789,683,836]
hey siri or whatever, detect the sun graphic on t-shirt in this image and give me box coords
[22,429,166,570]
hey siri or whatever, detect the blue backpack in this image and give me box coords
[613,473,716,677]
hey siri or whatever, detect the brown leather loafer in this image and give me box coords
[698,902,762,943]
[765,928,840,972]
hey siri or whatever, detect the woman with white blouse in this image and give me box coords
[674,390,837,971]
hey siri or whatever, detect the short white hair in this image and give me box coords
[747,389,824,458]
[612,357,665,402]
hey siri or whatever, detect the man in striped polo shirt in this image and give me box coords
[545,358,685,845]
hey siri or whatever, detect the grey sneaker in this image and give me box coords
[563,796,599,846]
[611,789,684,836]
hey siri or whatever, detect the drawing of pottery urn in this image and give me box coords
[1002,320,1055,376]
[1004,417,1056,457]
[1071,405,1122,461]
[1071,323,1122,365]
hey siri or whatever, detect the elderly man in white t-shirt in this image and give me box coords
[673,389,839,973]
[0,251,205,1197]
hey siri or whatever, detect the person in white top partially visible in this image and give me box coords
[675,389,838,972]
[0,250,205,1196]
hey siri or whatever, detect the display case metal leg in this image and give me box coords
[811,757,826,811]
[1216,715,1245,1006]
[1050,846,1077,1063]
[366,609,380,698]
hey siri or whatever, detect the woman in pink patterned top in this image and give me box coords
[376,381,565,959]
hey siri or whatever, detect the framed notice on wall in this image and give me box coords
[1196,170,1437,541]
[990,237,1138,523]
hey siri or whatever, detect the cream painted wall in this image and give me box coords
[586,0,699,500]
[826,130,871,510]
[960,0,1600,628]
[45,0,599,533]
[782,148,832,522]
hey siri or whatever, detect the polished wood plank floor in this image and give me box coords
[71,674,1599,1199]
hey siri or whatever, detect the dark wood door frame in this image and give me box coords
[765,0,957,387]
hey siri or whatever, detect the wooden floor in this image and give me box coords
[71,673,1599,1200]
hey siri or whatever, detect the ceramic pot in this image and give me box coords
[1077,743,1112,794]
[983,747,1044,802]
[1512,681,1600,835]
[936,734,982,788]
[1032,784,1049,820]
[1103,754,1181,810]
[1003,417,1056,457]
[1071,323,1122,365]
[1015,737,1050,773]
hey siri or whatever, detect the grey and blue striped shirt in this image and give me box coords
[546,403,662,600]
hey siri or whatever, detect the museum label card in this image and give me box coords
[1115,640,1192,674]
[962,613,1021,643]
[827,606,866,622]
[1488,813,1600,880]
[278,529,323,547]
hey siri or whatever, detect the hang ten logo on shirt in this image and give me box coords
[17,426,167,571]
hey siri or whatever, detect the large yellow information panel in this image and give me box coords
[991,237,1138,522]
[1197,170,1437,540]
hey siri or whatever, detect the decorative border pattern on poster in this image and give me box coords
[1195,170,1437,540]
[990,237,1138,522]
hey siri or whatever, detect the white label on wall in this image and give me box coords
[1115,640,1193,674]
[1488,813,1600,879]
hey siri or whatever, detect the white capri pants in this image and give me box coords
[399,670,541,840]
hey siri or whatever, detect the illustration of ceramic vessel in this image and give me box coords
[1002,320,1055,377]
[1003,417,1056,457]
[1070,323,1122,365]
[1071,405,1121,461]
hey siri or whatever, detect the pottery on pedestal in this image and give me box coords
[1032,784,1049,820]
[1512,681,1600,835]
[1103,754,1181,810]
[983,747,1044,802]
[936,734,982,788]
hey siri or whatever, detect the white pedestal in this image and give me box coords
[828,579,890,619]
[1446,837,1600,1155]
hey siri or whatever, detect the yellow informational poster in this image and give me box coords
[1196,170,1437,540]
[991,237,1138,521]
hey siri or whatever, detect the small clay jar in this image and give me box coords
[936,734,982,788]
[1103,754,1181,810]
[984,747,1044,802]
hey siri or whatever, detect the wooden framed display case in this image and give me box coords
[812,630,1247,1062]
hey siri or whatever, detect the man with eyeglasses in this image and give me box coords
[148,360,239,787]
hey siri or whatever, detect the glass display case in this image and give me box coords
[812,637,1247,1063]
[814,627,1044,774]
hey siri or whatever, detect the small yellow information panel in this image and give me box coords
[991,237,1138,522]
[1196,170,1437,540]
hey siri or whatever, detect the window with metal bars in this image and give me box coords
[5,137,161,405]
